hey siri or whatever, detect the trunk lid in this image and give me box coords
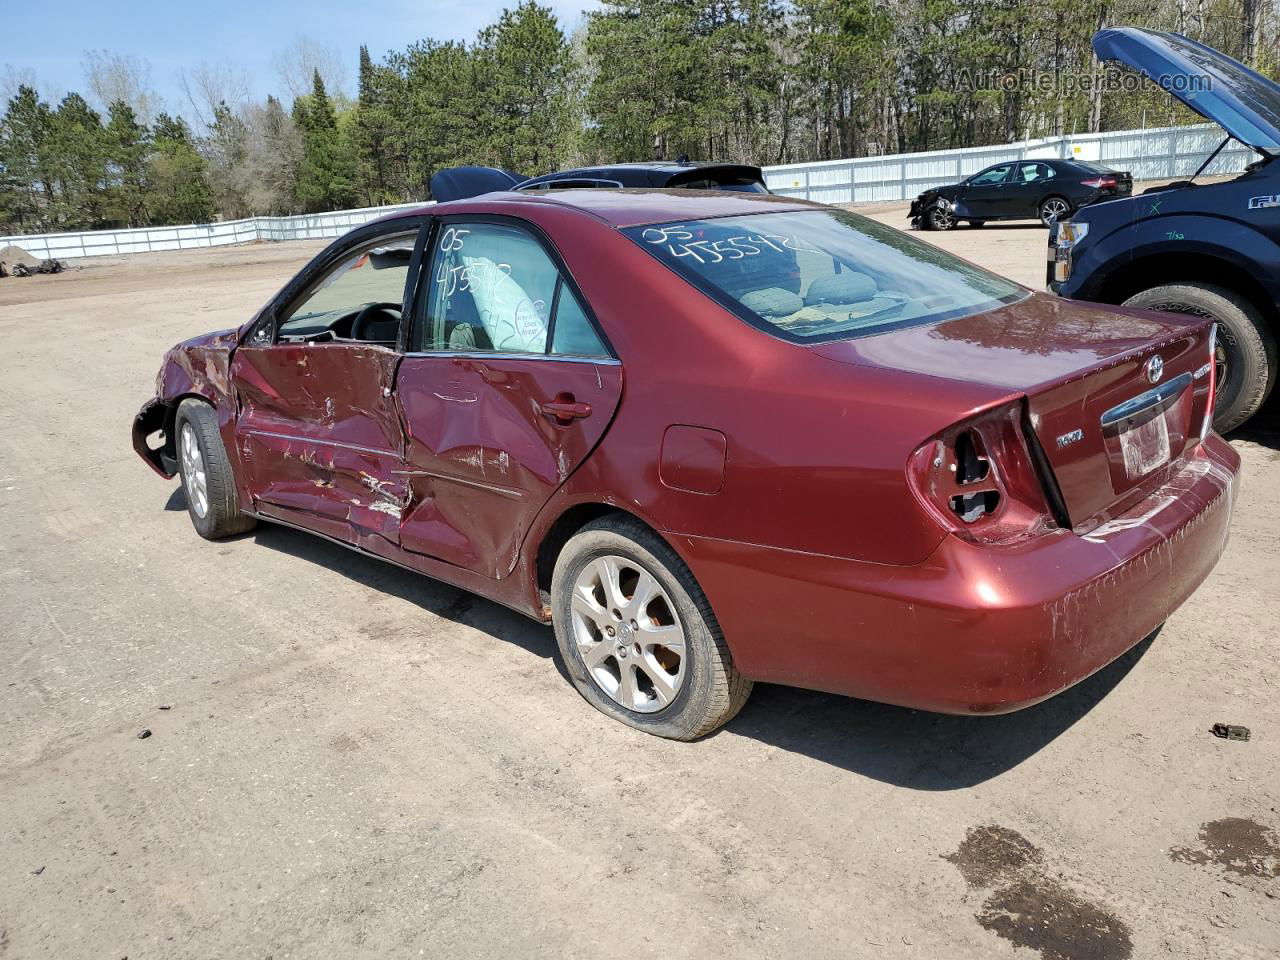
[811,293,1215,528]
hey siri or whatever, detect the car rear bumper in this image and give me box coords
[680,435,1239,714]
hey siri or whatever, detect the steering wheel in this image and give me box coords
[350,302,402,342]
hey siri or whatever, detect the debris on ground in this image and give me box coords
[0,245,65,278]
[1211,723,1251,741]
[136,728,152,740]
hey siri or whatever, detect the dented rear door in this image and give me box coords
[392,215,623,578]
[394,355,622,577]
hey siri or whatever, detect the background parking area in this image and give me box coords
[1,212,1277,959]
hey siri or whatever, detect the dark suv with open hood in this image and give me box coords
[1050,27,1280,432]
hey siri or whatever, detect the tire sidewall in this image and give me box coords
[551,527,718,738]
[1122,283,1273,433]
[176,405,219,538]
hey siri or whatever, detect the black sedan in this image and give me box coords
[430,161,769,201]
[909,159,1132,230]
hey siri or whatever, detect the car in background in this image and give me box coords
[911,158,1132,230]
[429,161,769,202]
[1051,26,1280,432]
[133,188,1236,740]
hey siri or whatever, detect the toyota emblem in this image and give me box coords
[1145,355,1164,384]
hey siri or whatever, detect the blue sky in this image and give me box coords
[1,0,599,112]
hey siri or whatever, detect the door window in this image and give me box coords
[1016,163,1054,183]
[274,232,418,344]
[417,221,610,358]
[968,164,1012,185]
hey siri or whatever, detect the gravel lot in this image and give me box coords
[1,207,1277,960]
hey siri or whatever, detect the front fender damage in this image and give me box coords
[132,397,175,478]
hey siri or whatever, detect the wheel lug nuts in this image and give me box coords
[606,626,615,636]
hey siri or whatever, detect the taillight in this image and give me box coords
[1201,323,1218,441]
[907,400,1060,544]
[1081,176,1117,188]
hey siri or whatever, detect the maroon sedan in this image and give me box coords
[133,190,1238,739]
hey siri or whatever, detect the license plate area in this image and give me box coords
[1101,372,1193,490]
[1118,408,1171,480]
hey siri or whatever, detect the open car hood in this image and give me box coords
[429,165,527,202]
[1093,27,1280,157]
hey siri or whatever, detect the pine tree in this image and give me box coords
[0,85,54,231]
[44,93,110,228]
[149,113,214,223]
[354,45,398,204]
[105,100,150,226]
[295,70,358,212]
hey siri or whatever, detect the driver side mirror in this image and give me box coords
[249,312,276,346]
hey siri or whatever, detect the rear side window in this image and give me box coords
[1017,163,1055,182]
[417,221,609,358]
[625,210,1026,343]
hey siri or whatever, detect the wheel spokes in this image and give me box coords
[569,554,688,715]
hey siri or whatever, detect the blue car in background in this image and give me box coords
[1050,27,1280,432]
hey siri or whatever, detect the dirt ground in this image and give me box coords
[1,209,1278,960]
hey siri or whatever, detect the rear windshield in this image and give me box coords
[625,210,1026,342]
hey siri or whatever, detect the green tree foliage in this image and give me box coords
[477,2,575,172]
[295,70,358,212]
[149,114,215,224]
[2,0,1278,236]
[105,101,150,226]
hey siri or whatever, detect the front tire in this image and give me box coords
[928,206,956,231]
[551,516,751,740]
[175,399,257,540]
[1122,283,1275,433]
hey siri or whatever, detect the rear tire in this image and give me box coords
[551,516,751,740]
[175,399,257,540]
[1039,196,1072,226]
[1122,283,1275,433]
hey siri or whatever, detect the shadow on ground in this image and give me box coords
[725,633,1155,790]
[170,478,1172,788]
[167,486,1156,791]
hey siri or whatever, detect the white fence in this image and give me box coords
[0,122,1256,260]
[763,122,1255,204]
[0,202,427,261]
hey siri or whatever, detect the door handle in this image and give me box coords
[539,397,592,423]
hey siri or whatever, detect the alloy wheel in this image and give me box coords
[569,555,686,713]
[930,207,955,230]
[1040,198,1070,225]
[180,422,209,518]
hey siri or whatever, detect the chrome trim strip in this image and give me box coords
[1099,372,1193,428]
[401,350,620,365]
[240,428,398,459]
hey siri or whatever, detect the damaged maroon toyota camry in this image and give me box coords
[133,190,1239,739]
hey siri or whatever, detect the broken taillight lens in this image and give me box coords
[907,400,1060,544]
[1080,176,1117,188]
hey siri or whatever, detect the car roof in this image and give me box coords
[405,188,820,229]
